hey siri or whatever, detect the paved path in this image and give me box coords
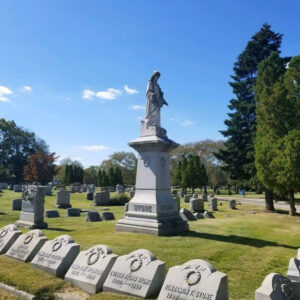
[215,196,300,213]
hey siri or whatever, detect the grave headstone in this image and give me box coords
[86,185,95,201]
[178,190,185,197]
[45,210,60,218]
[86,193,93,200]
[209,198,218,211]
[184,195,191,203]
[255,273,299,300]
[193,212,204,219]
[116,184,125,193]
[179,208,197,221]
[44,184,52,196]
[70,186,75,193]
[11,199,22,211]
[86,211,102,222]
[173,195,180,211]
[202,194,208,201]
[0,183,8,189]
[82,185,87,192]
[228,199,236,210]
[13,184,22,192]
[6,229,48,262]
[31,235,80,278]
[190,198,204,213]
[203,211,215,219]
[93,191,110,206]
[65,245,118,294]
[75,186,82,193]
[15,185,48,229]
[287,258,300,282]
[192,194,198,199]
[55,190,71,208]
[66,208,81,217]
[0,224,22,254]
[158,259,228,300]
[103,249,165,298]
[102,212,115,221]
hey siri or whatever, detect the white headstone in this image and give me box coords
[0,224,22,254]
[31,235,80,278]
[103,249,165,298]
[65,245,118,294]
[255,273,299,300]
[287,258,300,282]
[158,259,228,300]
[5,229,48,262]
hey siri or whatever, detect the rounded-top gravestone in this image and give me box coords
[0,224,22,254]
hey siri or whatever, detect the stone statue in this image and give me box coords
[145,71,168,127]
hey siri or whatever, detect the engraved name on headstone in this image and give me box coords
[158,259,228,300]
[31,235,80,278]
[103,249,165,298]
[5,229,48,262]
[65,245,118,294]
[0,224,22,254]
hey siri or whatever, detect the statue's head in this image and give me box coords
[150,71,160,81]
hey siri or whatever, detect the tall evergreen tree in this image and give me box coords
[216,24,283,184]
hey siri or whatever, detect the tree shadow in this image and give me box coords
[180,231,298,250]
[274,209,300,217]
[47,227,74,232]
[0,212,7,215]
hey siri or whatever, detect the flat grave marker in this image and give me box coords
[45,210,60,218]
[102,212,115,221]
[86,211,101,222]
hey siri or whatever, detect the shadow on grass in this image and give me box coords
[181,231,298,249]
[274,209,300,217]
[0,212,7,215]
[47,227,74,232]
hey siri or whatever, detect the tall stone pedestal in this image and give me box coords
[116,122,189,236]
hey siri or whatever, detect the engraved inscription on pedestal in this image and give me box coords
[0,224,22,254]
[65,245,118,294]
[158,259,228,300]
[5,229,48,262]
[103,249,165,298]
[31,235,80,278]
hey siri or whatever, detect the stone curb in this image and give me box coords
[0,282,35,300]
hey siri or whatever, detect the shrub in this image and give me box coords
[110,193,129,206]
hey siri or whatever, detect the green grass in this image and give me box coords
[0,190,300,299]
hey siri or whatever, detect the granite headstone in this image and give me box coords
[56,190,71,208]
[0,224,22,254]
[93,191,110,206]
[45,210,60,218]
[86,211,102,222]
[11,199,22,211]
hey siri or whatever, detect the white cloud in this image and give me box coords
[124,85,138,94]
[83,89,96,100]
[22,86,32,93]
[132,105,145,110]
[0,85,13,102]
[182,120,194,126]
[82,145,109,151]
[96,88,121,100]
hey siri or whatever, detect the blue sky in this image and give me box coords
[1,0,299,167]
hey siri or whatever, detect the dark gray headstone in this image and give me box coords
[86,193,93,200]
[203,210,215,219]
[55,190,71,208]
[193,212,204,219]
[228,199,236,210]
[209,198,218,211]
[93,191,110,206]
[179,208,197,221]
[66,208,81,217]
[86,211,102,222]
[11,199,22,211]
[13,184,22,192]
[45,210,60,218]
[101,212,115,221]
[190,198,204,213]
[184,195,191,203]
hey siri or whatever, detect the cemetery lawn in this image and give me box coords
[0,190,300,300]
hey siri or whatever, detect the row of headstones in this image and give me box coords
[255,249,300,299]
[45,208,115,222]
[0,224,228,298]
[12,184,53,195]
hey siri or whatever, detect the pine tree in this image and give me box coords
[216,24,283,183]
[175,160,182,187]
